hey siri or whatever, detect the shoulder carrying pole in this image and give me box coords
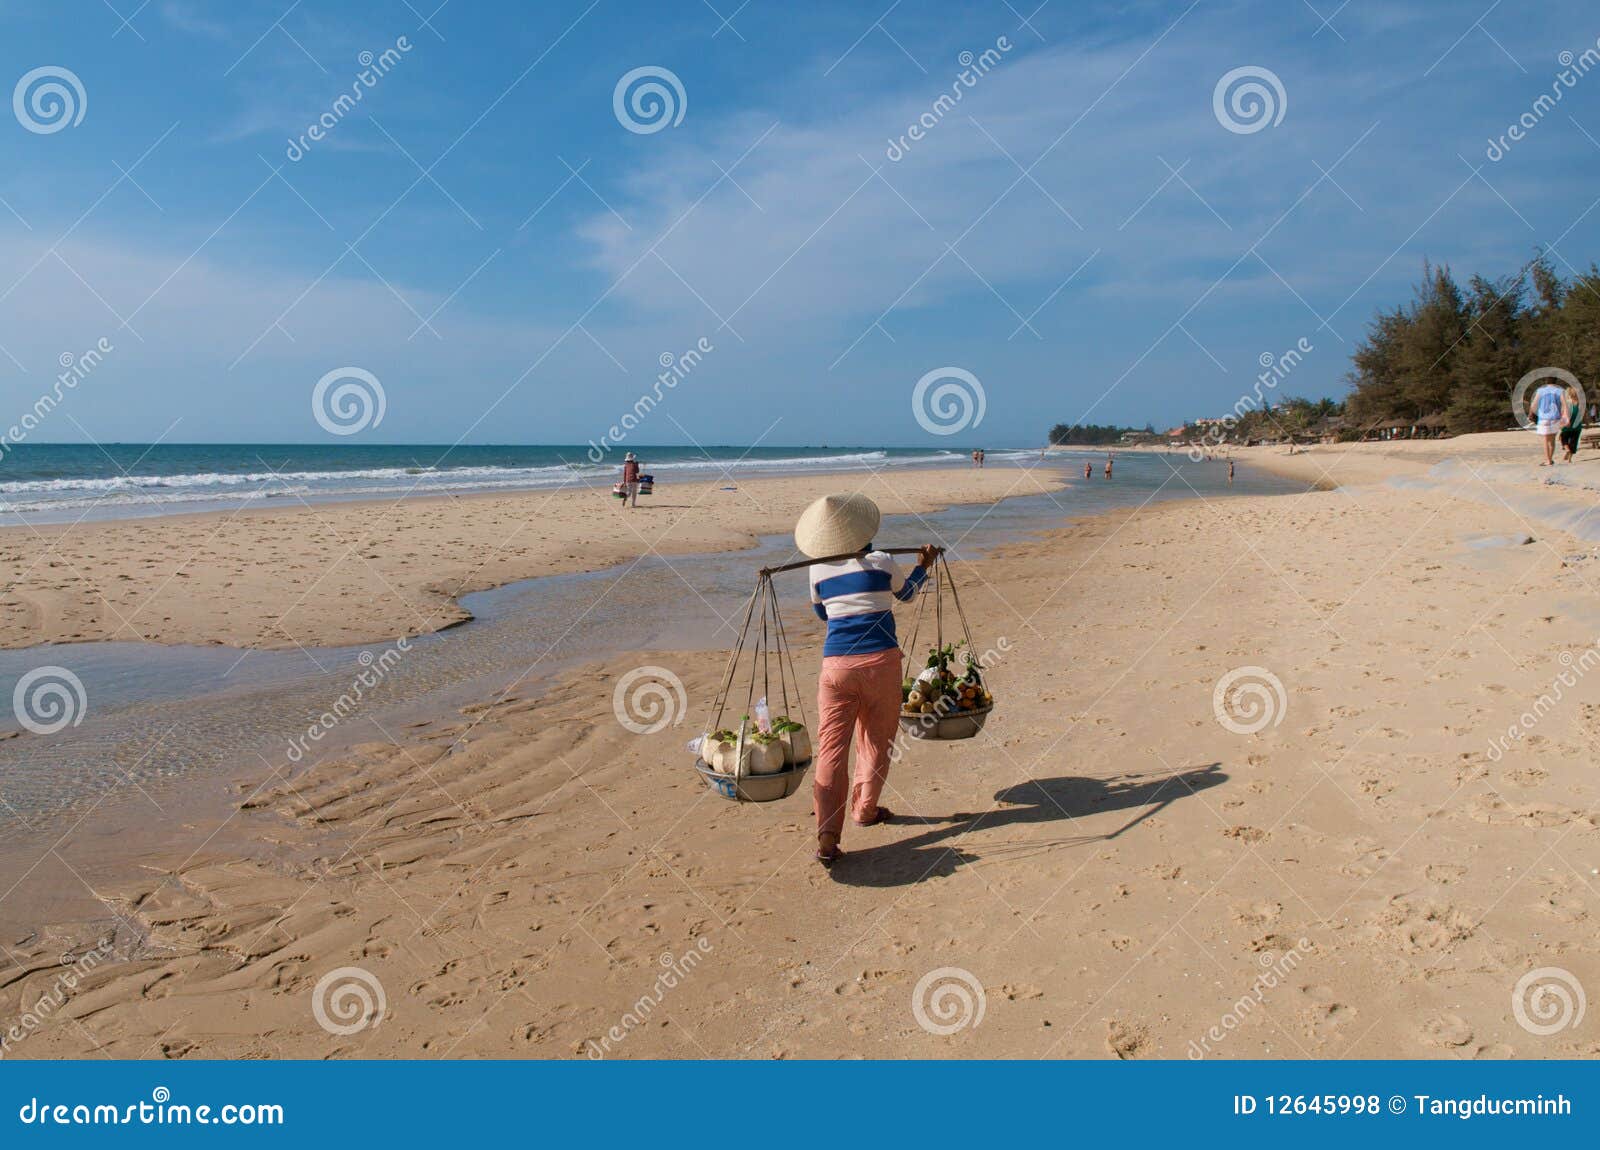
[759,546,942,577]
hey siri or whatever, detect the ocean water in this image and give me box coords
[0,443,1033,524]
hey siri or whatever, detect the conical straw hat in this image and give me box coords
[794,493,880,558]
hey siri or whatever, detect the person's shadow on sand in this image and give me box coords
[830,763,1225,888]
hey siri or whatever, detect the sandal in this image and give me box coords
[815,844,843,866]
[854,806,893,827]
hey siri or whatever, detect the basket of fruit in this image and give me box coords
[901,642,994,740]
[896,552,996,740]
[690,570,812,802]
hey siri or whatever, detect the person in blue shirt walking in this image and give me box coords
[1531,379,1571,466]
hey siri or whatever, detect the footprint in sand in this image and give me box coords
[1231,900,1282,928]
[1370,895,1475,954]
[1222,826,1268,844]
[1299,986,1355,1043]
[1419,1012,1473,1049]
[1105,1019,1149,1059]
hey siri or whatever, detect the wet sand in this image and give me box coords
[5,435,1599,1059]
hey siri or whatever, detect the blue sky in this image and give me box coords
[1,0,1598,447]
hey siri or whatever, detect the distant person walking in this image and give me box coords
[1104,455,1113,479]
[1531,379,1569,466]
[619,452,642,508]
[977,449,985,468]
[1228,459,1235,484]
[1560,383,1585,463]
[1084,461,1092,480]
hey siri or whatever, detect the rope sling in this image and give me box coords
[896,551,993,740]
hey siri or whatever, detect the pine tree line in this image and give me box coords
[1346,252,1600,434]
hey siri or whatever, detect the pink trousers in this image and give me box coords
[813,648,902,839]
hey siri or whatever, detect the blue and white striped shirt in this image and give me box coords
[809,550,927,657]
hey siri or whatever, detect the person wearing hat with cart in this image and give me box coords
[795,492,937,865]
[619,452,642,508]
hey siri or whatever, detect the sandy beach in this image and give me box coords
[4,434,1598,1059]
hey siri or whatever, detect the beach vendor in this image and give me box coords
[794,493,937,865]
[619,452,642,508]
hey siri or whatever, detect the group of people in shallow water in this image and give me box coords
[1083,455,1113,479]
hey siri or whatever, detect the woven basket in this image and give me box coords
[898,703,993,741]
[693,757,808,802]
